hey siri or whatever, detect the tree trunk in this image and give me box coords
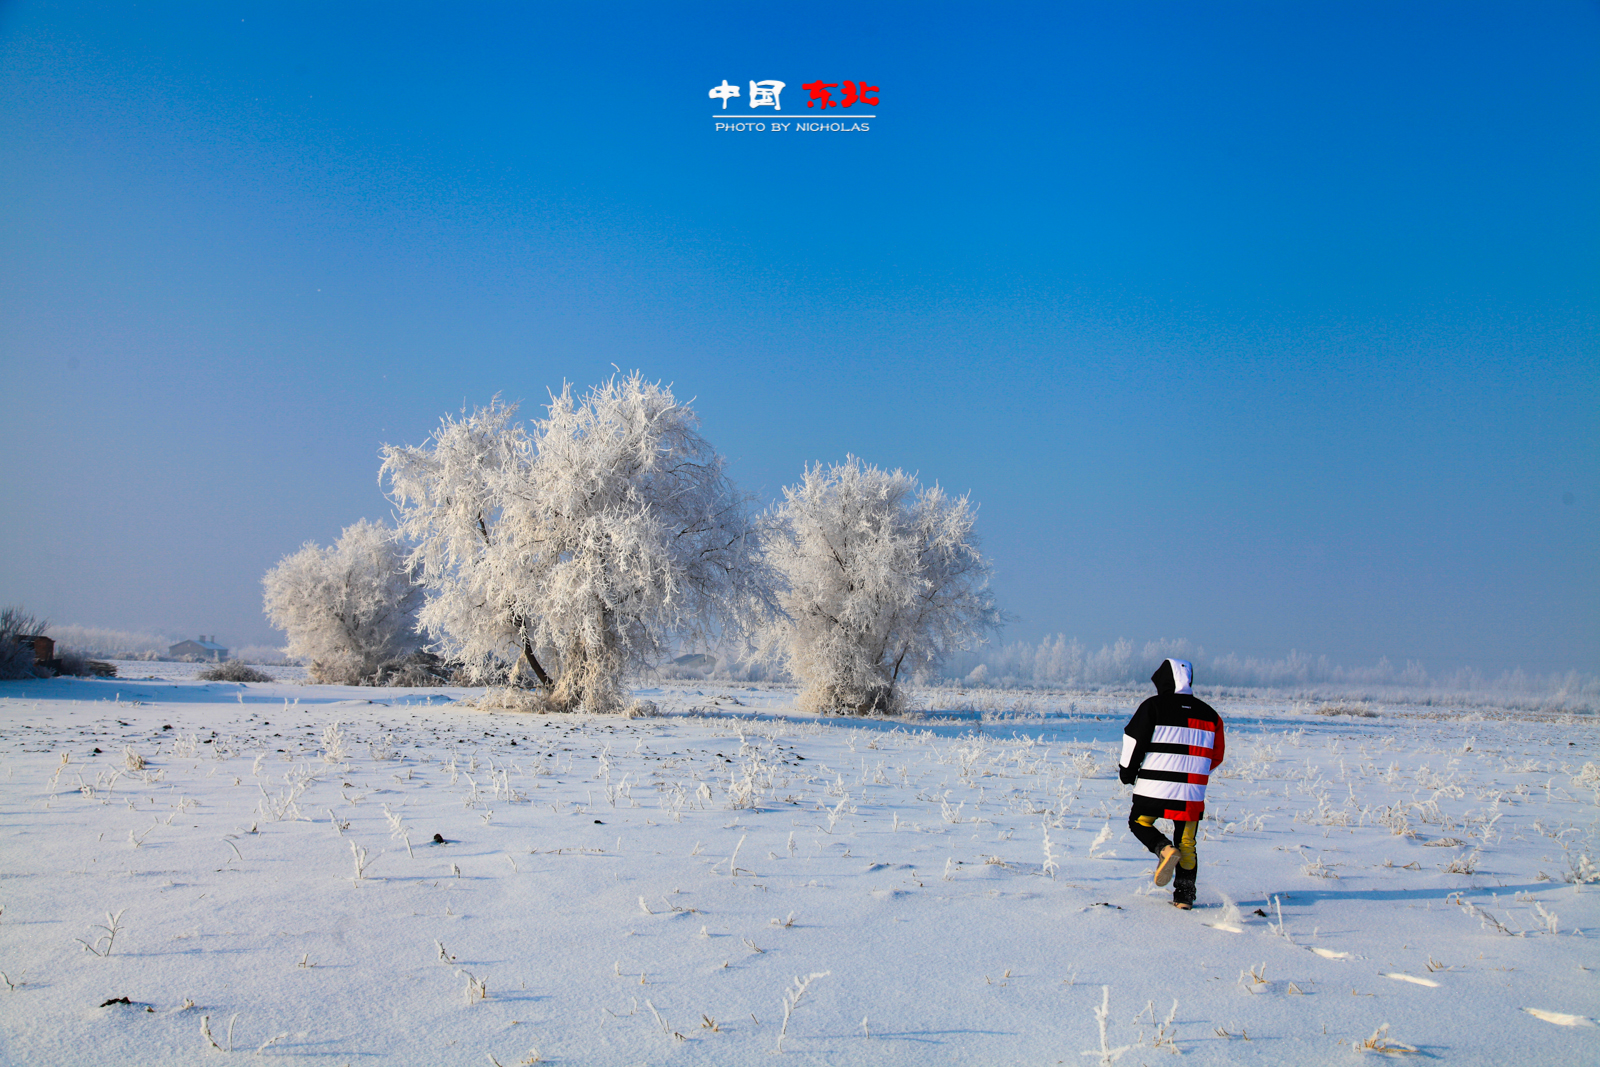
[890,646,908,685]
[508,612,553,689]
[519,635,554,689]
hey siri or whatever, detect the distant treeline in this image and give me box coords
[44,625,290,665]
[662,634,1597,711]
[944,635,1598,708]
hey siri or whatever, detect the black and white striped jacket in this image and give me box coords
[1118,659,1226,821]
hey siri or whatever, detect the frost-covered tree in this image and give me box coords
[380,372,768,712]
[261,519,424,685]
[763,456,1002,714]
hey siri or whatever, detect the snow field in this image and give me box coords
[0,676,1596,1065]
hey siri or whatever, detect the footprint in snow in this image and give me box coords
[1524,1008,1594,1027]
[1382,973,1440,987]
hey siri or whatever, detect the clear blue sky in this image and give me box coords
[2,1,1595,674]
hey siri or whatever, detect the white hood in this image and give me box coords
[1170,659,1193,694]
[1153,658,1193,695]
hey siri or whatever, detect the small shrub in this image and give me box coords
[469,687,561,713]
[311,650,454,687]
[198,661,274,683]
[54,650,116,677]
[1313,702,1378,718]
[367,651,453,687]
[307,659,366,685]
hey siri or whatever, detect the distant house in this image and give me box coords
[17,634,54,667]
[663,652,716,679]
[11,635,115,677]
[170,636,228,662]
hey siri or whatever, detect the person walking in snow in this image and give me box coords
[1118,658,1225,909]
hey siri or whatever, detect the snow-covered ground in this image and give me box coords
[0,676,1595,1065]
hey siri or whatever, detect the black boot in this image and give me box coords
[1172,865,1197,909]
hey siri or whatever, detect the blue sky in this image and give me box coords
[1,1,1595,674]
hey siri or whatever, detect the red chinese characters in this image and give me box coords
[803,80,879,108]
[841,81,879,107]
[802,80,838,108]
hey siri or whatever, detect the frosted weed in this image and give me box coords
[1088,821,1115,859]
[349,841,377,883]
[645,999,685,1041]
[1356,1023,1418,1055]
[1041,823,1061,878]
[1081,986,1132,1065]
[1450,895,1513,934]
[774,971,829,1053]
[75,908,126,957]
[1300,849,1339,879]
[321,721,350,764]
[1132,998,1181,1054]
[254,1031,290,1053]
[824,794,852,832]
[1267,895,1292,941]
[199,1013,235,1052]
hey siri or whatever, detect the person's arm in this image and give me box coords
[1210,713,1225,770]
[1119,703,1152,785]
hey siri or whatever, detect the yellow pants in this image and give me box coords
[1136,815,1198,871]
